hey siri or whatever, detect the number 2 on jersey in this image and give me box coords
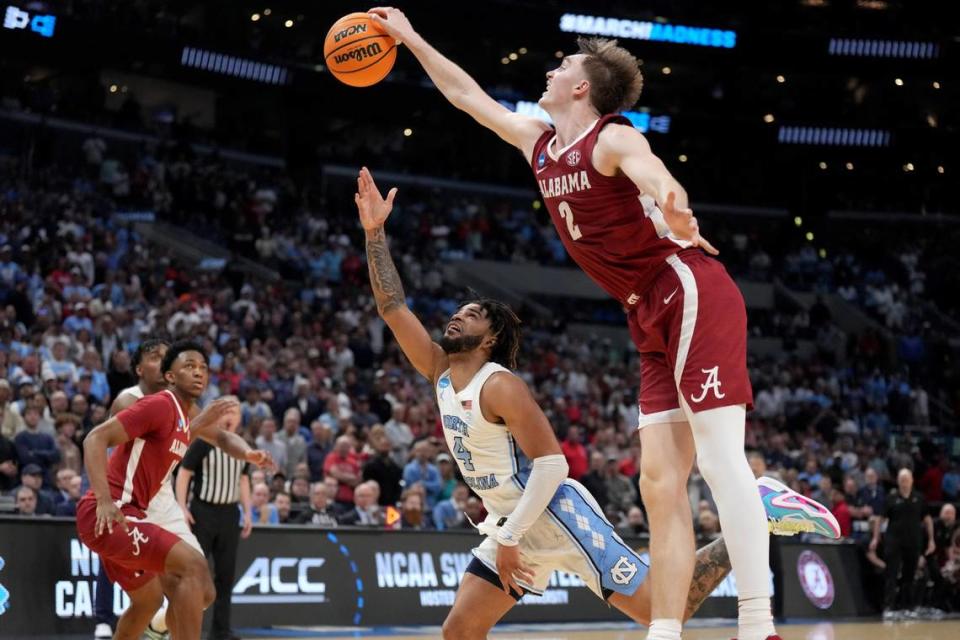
[558,201,583,241]
[453,436,475,471]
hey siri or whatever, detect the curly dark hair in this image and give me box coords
[131,337,170,369]
[460,296,522,370]
[161,340,207,373]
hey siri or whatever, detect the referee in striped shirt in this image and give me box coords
[176,418,253,640]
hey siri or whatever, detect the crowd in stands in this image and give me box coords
[1,135,958,614]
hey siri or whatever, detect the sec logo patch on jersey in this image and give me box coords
[566,150,581,166]
[537,152,546,168]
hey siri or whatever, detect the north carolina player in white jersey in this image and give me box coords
[355,168,840,638]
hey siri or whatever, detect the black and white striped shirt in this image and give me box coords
[181,440,250,505]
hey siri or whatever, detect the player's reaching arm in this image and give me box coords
[368,7,549,158]
[190,397,275,471]
[594,124,718,255]
[356,167,447,382]
[479,372,569,595]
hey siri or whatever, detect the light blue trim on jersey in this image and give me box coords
[513,463,647,597]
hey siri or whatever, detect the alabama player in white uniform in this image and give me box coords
[355,168,839,638]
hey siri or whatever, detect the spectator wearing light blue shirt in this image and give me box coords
[433,482,469,530]
[402,440,442,509]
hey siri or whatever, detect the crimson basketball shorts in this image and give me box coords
[76,495,183,592]
[627,248,753,428]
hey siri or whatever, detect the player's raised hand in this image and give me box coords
[245,449,276,472]
[367,7,415,44]
[662,191,719,256]
[355,167,398,231]
[496,543,534,597]
[95,497,128,537]
[196,396,241,430]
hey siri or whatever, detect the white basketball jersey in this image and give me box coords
[117,384,180,520]
[119,384,144,401]
[435,362,531,516]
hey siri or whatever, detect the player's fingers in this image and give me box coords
[116,512,129,533]
[698,234,720,256]
[105,517,113,535]
[385,187,398,207]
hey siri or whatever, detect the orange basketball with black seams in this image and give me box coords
[324,12,397,87]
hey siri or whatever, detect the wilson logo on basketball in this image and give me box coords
[333,42,383,65]
[333,23,367,43]
[566,150,581,166]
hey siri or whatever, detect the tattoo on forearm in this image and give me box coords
[684,537,732,620]
[365,227,407,315]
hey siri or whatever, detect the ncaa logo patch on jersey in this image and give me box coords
[566,150,581,166]
[537,152,546,168]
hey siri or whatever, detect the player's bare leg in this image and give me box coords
[157,573,179,638]
[610,536,732,626]
[113,577,164,640]
[441,573,518,640]
[162,540,215,639]
[638,421,696,640]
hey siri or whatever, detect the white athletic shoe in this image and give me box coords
[94,622,113,639]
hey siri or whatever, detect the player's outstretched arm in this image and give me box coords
[356,167,447,382]
[368,7,549,157]
[595,124,718,255]
[191,397,276,470]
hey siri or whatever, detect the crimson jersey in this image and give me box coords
[530,114,692,306]
[106,390,191,517]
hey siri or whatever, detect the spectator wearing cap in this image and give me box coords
[362,425,403,506]
[433,483,469,531]
[351,395,380,430]
[384,403,413,467]
[254,418,287,478]
[18,464,55,514]
[278,408,307,479]
[0,379,25,438]
[0,427,18,492]
[324,436,361,508]
[436,453,458,501]
[242,385,273,427]
[14,406,60,485]
[402,441,442,509]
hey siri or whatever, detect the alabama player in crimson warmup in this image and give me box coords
[77,341,274,640]
[370,9,777,640]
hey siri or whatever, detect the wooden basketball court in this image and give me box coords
[241,619,960,639]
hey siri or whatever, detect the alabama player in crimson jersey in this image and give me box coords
[77,340,274,640]
[369,9,779,640]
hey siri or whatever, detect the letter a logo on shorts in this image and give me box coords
[128,526,150,556]
[611,555,638,585]
[690,365,726,403]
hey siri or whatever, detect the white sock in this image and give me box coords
[150,604,168,633]
[738,595,775,640]
[684,402,776,640]
[646,618,682,640]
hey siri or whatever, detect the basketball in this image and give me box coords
[324,12,397,87]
